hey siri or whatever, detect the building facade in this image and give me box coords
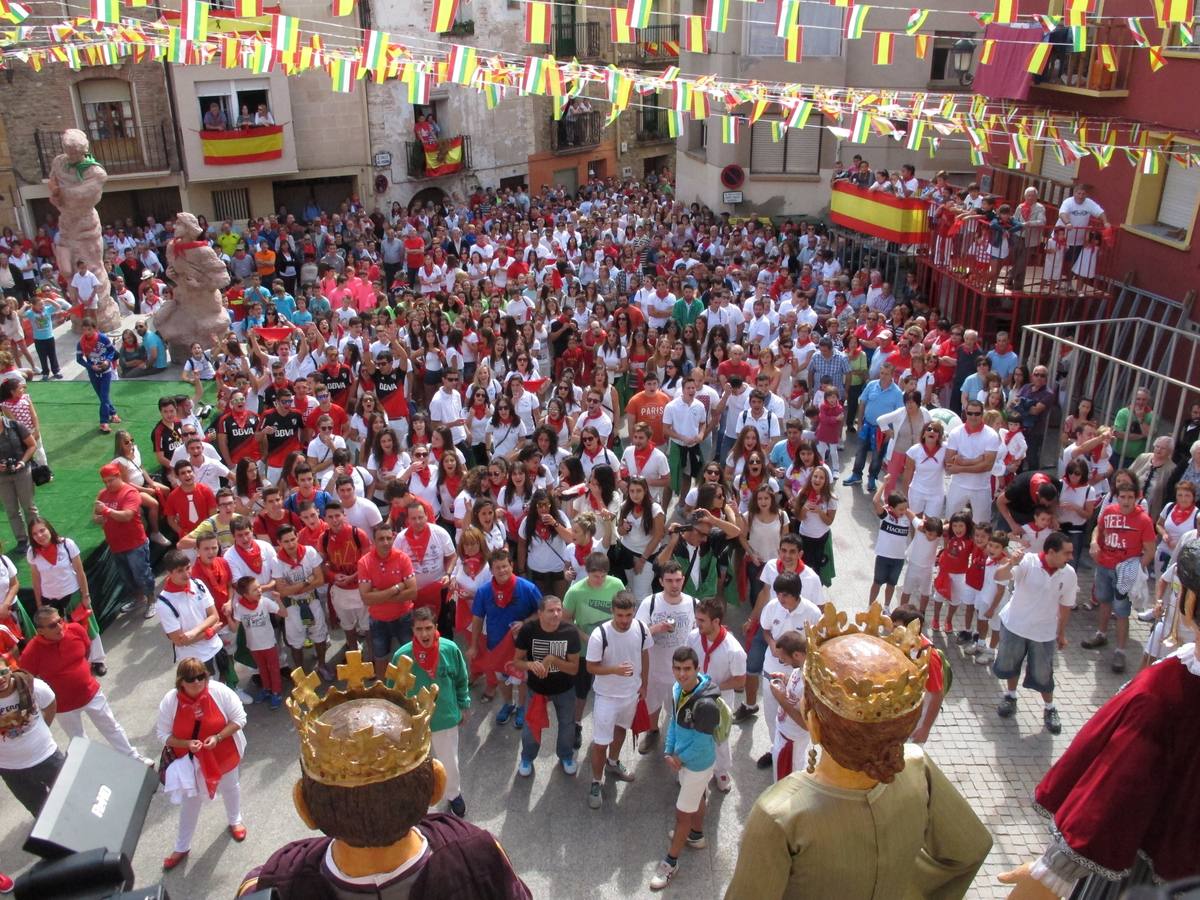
[674,1,981,217]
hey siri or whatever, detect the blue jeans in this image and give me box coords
[521,688,575,763]
[369,612,414,660]
[88,370,115,424]
[851,423,887,481]
[113,540,154,601]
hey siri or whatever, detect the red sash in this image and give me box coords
[406,525,432,564]
[172,688,240,799]
[234,542,263,574]
[699,627,728,673]
[412,637,440,679]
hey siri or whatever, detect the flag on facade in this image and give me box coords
[1027,41,1051,72]
[525,2,551,44]
[978,37,995,63]
[993,0,1017,24]
[786,98,812,128]
[705,0,728,31]
[164,25,185,62]
[89,0,119,24]
[221,35,239,68]
[1179,22,1196,45]
[1142,148,1161,173]
[784,26,802,60]
[448,43,477,83]
[1098,43,1117,69]
[750,98,769,123]
[720,115,739,143]
[666,109,683,137]
[766,121,784,142]
[329,57,354,92]
[844,5,869,38]
[0,1,29,22]
[969,11,994,25]
[682,14,706,51]
[849,110,871,142]
[403,64,430,103]
[626,0,652,29]
[610,7,634,42]
[360,29,387,71]
[271,13,298,54]
[1070,25,1086,51]
[829,0,852,8]
[873,31,893,63]
[430,0,458,33]
[1127,17,1149,46]
[331,0,353,16]
[905,8,928,33]
[777,0,800,37]
[179,0,209,43]
[235,0,262,15]
[906,117,924,149]
[1149,45,1166,69]
[914,33,929,58]
[1164,0,1192,22]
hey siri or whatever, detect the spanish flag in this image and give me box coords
[1164,0,1193,21]
[683,14,706,51]
[424,137,465,177]
[610,7,633,42]
[201,125,284,165]
[235,0,262,15]
[993,0,1017,24]
[525,1,551,44]
[430,0,458,33]
[914,33,929,58]
[331,0,353,16]
[1098,43,1116,70]
[784,26,802,61]
[873,31,893,64]
[1027,41,1051,73]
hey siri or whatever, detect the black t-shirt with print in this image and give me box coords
[514,621,580,696]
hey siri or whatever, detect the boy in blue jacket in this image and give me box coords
[651,646,721,891]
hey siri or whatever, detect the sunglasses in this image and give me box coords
[182,673,209,684]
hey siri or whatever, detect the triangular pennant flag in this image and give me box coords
[914,33,929,58]
[786,98,812,128]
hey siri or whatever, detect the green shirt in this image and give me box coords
[391,638,470,732]
[188,514,235,551]
[672,297,705,327]
[563,575,625,634]
[1112,406,1153,459]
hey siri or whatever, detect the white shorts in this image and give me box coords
[644,676,675,714]
[947,573,971,607]
[973,587,998,621]
[591,694,638,746]
[676,764,714,813]
[330,585,371,634]
[906,490,944,518]
[282,594,329,649]
[901,564,933,597]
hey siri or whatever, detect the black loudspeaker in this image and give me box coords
[14,848,134,900]
[24,738,157,861]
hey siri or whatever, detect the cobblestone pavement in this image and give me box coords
[0,474,1144,899]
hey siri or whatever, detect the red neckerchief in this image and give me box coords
[413,465,432,487]
[461,553,486,579]
[432,447,444,462]
[632,441,655,471]
[492,575,515,608]
[573,540,593,568]
[534,516,553,542]
[587,491,605,512]
[226,408,253,429]
[1038,552,1058,575]
[472,400,488,418]
[806,489,822,506]
[35,543,58,567]
[583,444,604,465]
[413,636,440,678]
[1090,443,1106,464]
[699,626,728,673]
[964,422,984,435]
[79,331,99,356]
[234,541,263,574]
[443,474,462,498]
[381,452,399,473]
[173,686,240,799]
[548,414,565,432]
[745,472,763,494]
[1171,503,1195,526]
[237,594,260,612]
[586,406,604,420]
[920,441,941,461]
[406,523,432,562]
[277,545,305,569]
[1003,427,1022,445]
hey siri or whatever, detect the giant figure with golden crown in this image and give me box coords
[237,653,530,899]
[725,603,993,899]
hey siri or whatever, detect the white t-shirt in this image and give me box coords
[429,389,467,446]
[586,619,653,700]
[307,435,348,467]
[1000,553,1078,642]
[26,538,82,599]
[775,666,811,744]
[760,559,824,605]
[905,444,947,496]
[620,446,671,505]
[875,510,911,560]
[686,628,747,706]
[796,495,837,539]
[232,596,282,652]
[636,592,697,682]
[225,539,278,588]
[0,676,58,769]
[760,597,822,676]
[1058,196,1104,243]
[662,396,706,444]
[342,498,383,533]
[945,425,1002,491]
[490,417,530,458]
[156,578,224,662]
[268,545,323,603]
[394,525,455,588]
[905,530,940,569]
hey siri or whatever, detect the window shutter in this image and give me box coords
[784,125,821,174]
[1038,151,1078,186]
[1157,155,1200,231]
[800,2,843,56]
[78,79,132,104]
[750,122,786,173]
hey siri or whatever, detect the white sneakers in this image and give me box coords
[649,859,678,891]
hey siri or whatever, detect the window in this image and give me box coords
[686,118,707,153]
[1038,148,1078,186]
[78,79,135,141]
[746,0,841,58]
[929,32,974,84]
[196,78,273,130]
[1167,23,1200,55]
[1126,137,1200,249]
[749,119,822,174]
[213,187,251,221]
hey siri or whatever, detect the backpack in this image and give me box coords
[598,619,647,656]
[711,695,733,744]
[647,592,698,619]
[320,524,368,559]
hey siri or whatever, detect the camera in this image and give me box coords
[4,457,21,470]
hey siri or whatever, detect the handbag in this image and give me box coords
[31,462,52,486]
[158,716,202,786]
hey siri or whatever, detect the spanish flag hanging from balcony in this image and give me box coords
[829,181,930,243]
[682,14,706,51]
[201,124,284,164]
[610,7,634,42]
[430,0,458,33]
[424,137,464,177]
[873,31,893,64]
[525,1,551,44]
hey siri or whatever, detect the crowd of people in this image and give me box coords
[0,170,1189,894]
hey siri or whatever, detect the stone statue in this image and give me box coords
[725,604,992,899]
[153,211,231,362]
[47,128,120,332]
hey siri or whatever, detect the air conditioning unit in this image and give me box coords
[620,141,628,154]
[622,166,633,177]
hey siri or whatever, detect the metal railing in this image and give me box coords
[35,124,173,178]
[550,109,601,152]
[553,20,605,60]
[404,135,472,178]
[1032,23,1133,95]
[635,108,672,142]
[620,23,680,62]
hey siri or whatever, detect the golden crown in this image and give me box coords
[803,603,930,724]
[287,651,439,788]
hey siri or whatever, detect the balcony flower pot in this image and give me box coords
[442,19,474,36]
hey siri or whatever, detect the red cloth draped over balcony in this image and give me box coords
[829,181,931,244]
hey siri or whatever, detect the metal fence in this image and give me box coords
[36,124,173,178]
[550,109,601,152]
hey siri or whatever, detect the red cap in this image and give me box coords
[99,463,121,479]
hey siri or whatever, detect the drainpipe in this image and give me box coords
[162,58,188,203]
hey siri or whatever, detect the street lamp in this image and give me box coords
[952,38,977,86]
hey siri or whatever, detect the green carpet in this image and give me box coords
[10,377,204,622]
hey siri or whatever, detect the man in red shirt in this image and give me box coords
[403,232,426,285]
[21,607,151,764]
[320,502,371,657]
[94,463,156,617]
[716,344,754,387]
[163,460,217,539]
[1081,479,1157,672]
[356,520,417,677]
[304,385,349,439]
[253,486,301,544]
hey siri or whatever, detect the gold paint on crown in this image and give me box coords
[288,651,439,787]
[803,602,930,723]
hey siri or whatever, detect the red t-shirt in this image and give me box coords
[253,509,301,545]
[298,520,329,549]
[1095,503,1156,570]
[163,483,217,537]
[19,622,96,712]
[403,236,426,270]
[97,483,147,552]
[717,359,754,382]
[356,548,415,621]
[305,403,349,435]
[321,523,370,576]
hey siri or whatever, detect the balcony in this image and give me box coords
[550,110,601,152]
[405,135,472,179]
[553,20,605,61]
[618,23,680,65]
[982,165,1073,210]
[635,108,673,143]
[35,124,173,179]
[1031,23,1132,97]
